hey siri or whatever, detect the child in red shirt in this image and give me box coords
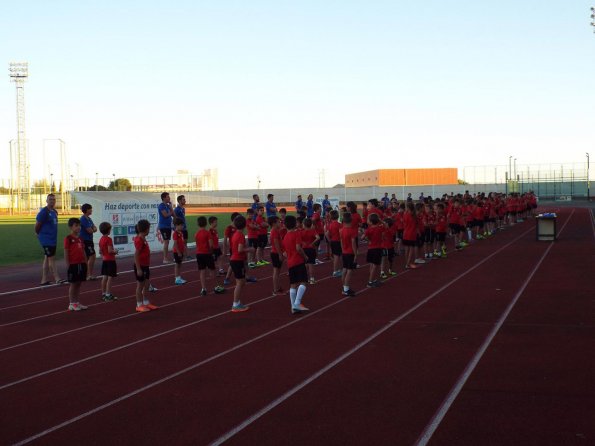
[99,222,119,301]
[223,212,240,286]
[228,215,253,312]
[362,213,384,286]
[172,218,188,285]
[246,208,259,268]
[64,218,88,311]
[380,217,397,279]
[268,216,285,295]
[254,206,269,266]
[433,202,448,258]
[326,210,343,277]
[301,218,320,284]
[209,216,225,275]
[134,219,158,312]
[402,202,418,269]
[283,215,310,314]
[340,212,358,296]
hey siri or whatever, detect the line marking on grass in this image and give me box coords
[414,209,575,446]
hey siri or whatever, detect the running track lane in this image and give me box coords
[2,217,550,444]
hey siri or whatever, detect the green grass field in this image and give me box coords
[0,213,233,266]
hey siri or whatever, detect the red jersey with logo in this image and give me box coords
[255,215,268,235]
[340,226,358,254]
[247,217,259,239]
[435,213,448,233]
[270,228,283,254]
[382,225,396,249]
[403,212,417,241]
[209,228,220,249]
[173,230,186,254]
[134,235,151,266]
[301,228,317,249]
[364,225,384,249]
[99,235,115,261]
[195,229,212,255]
[312,211,324,234]
[230,231,247,261]
[351,212,362,229]
[283,230,305,268]
[328,220,342,242]
[64,235,86,264]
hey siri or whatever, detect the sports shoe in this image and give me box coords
[367,281,381,288]
[247,276,258,283]
[213,285,225,294]
[455,244,464,251]
[315,259,323,265]
[256,260,267,266]
[103,293,116,302]
[461,241,469,247]
[414,258,426,264]
[218,268,226,275]
[380,272,388,279]
[260,260,270,265]
[291,307,303,314]
[145,303,159,310]
[68,303,88,311]
[388,270,397,276]
[231,303,250,313]
[148,284,158,292]
[476,234,484,240]
[405,264,419,269]
[248,262,257,268]
[296,303,309,311]
[223,278,231,286]
[200,288,207,296]
[433,250,440,257]
[175,278,187,285]
[309,277,316,285]
[136,305,151,312]
[441,247,447,256]
[332,271,342,277]
[342,288,356,296]
[162,259,173,264]
[273,288,287,295]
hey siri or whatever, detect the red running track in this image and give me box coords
[0,207,593,445]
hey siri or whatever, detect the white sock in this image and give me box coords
[289,288,297,307]
[295,284,307,305]
[343,285,349,292]
[143,299,149,305]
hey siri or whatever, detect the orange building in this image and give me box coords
[345,168,458,188]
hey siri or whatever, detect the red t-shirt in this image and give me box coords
[99,235,115,261]
[134,236,151,267]
[351,212,362,229]
[173,230,186,254]
[283,230,305,268]
[230,231,247,261]
[425,210,436,228]
[416,213,425,233]
[270,228,283,254]
[301,228,317,249]
[64,235,86,264]
[364,225,384,249]
[448,207,463,225]
[255,215,268,235]
[473,205,484,220]
[340,226,358,254]
[312,212,324,234]
[279,217,288,239]
[195,229,212,255]
[403,212,417,241]
[209,228,220,249]
[381,225,396,249]
[247,217,259,239]
[435,214,448,233]
[394,211,404,230]
[328,220,342,242]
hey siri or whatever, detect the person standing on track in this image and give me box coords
[64,218,88,311]
[158,192,174,263]
[283,215,310,314]
[79,203,98,280]
[35,193,65,286]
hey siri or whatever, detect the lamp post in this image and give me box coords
[587,152,590,201]
[50,173,53,193]
[95,172,98,191]
[112,173,116,191]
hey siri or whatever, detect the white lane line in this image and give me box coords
[207,225,536,445]
[414,209,574,446]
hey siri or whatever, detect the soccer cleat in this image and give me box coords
[148,284,158,292]
[380,272,388,279]
[255,260,266,266]
[247,276,258,283]
[175,278,187,285]
[200,288,207,296]
[68,303,81,311]
[388,270,397,276]
[213,285,225,294]
[231,303,250,313]
[223,278,231,286]
[261,260,270,265]
[136,305,151,312]
[342,288,356,296]
[145,303,159,310]
[309,277,316,285]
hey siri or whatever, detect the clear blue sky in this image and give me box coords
[1,0,593,189]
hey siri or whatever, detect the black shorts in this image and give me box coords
[134,265,150,282]
[67,263,88,283]
[330,241,342,256]
[288,263,308,284]
[435,232,446,242]
[384,247,395,263]
[248,238,259,249]
[416,235,424,247]
[83,240,96,257]
[173,252,183,264]
[212,248,223,260]
[230,260,246,279]
[423,228,434,243]
[182,229,188,241]
[270,252,282,268]
[42,245,57,257]
[449,224,464,234]
[396,230,404,240]
[196,253,215,270]
[303,248,317,265]
[402,239,417,247]
[257,234,268,248]
[342,254,357,270]
[473,219,484,228]
[101,260,118,277]
[316,233,325,246]
[159,228,172,241]
[366,248,382,265]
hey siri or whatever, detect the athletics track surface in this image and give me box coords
[0,206,593,445]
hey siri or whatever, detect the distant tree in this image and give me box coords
[108,178,132,191]
[0,186,10,194]
[88,185,108,191]
[457,179,468,185]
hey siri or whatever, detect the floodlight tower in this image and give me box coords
[9,62,30,213]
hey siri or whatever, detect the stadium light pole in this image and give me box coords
[95,172,98,191]
[587,152,590,201]
[591,7,595,31]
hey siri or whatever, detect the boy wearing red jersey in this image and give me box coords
[246,208,259,268]
[448,199,466,251]
[283,215,310,314]
[311,203,325,262]
[134,219,158,312]
[380,217,397,279]
[172,218,188,286]
[301,218,320,284]
[433,202,448,258]
[228,215,253,313]
[423,202,436,260]
[255,206,270,266]
[209,216,225,275]
[414,203,426,265]
[268,216,285,295]
[278,208,288,239]
[402,202,418,269]
[64,218,88,311]
[195,216,224,296]
[223,212,240,286]
[99,222,119,301]
[362,213,384,287]
[326,210,343,277]
[340,213,358,296]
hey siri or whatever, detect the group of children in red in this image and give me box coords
[63,191,537,315]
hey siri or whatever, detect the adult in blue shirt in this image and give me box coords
[158,192,174,263]
[35,193,64,285]
[381,192,390,209]
[321,194,331,217]
[295,194,303,213]
[80,203,98,280]
[174,194,192,260]
[306,194,314,217]
[251,194,260,214]
[265,193,277,218]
